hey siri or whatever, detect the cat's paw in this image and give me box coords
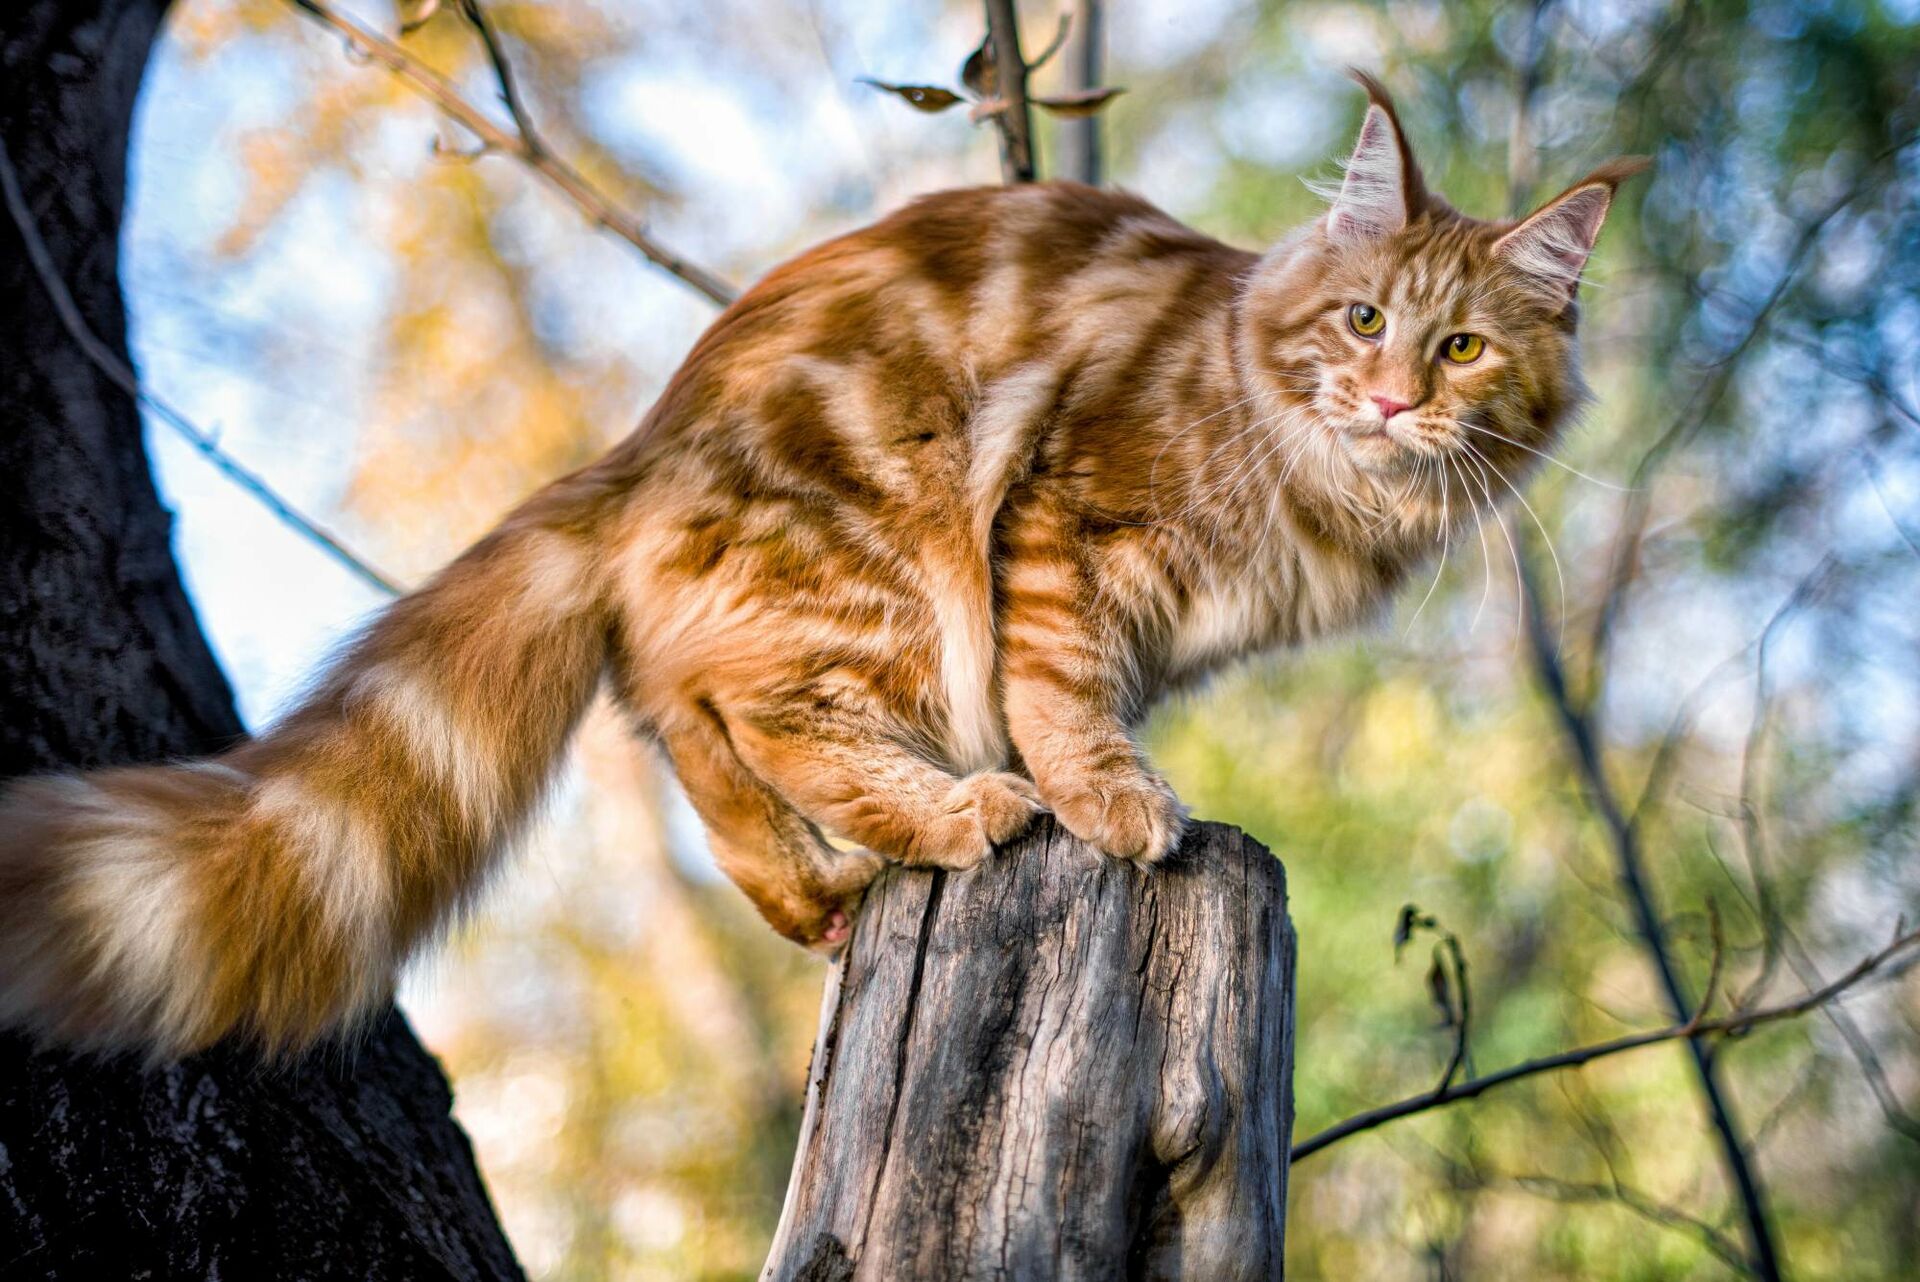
[902,771,1045,870]
[1044,769,1186,864]
[790,851,886,955]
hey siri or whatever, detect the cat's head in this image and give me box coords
[1239,72,1644,542]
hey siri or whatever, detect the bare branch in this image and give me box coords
[286,0,739,307]
[980,0,1037,183]
[1520,550,1785,1278]
[1504,18,1784,1271]
[1292,921,1920,1163]
[0,134,403,598]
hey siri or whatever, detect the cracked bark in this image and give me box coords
[0,2,522,1277]
[763,818,1296,1281]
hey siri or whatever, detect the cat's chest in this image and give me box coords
[1165,573,1283,681]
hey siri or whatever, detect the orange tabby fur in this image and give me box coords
[0,76,1642,1058]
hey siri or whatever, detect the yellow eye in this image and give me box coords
[1442,333,1485,364]
[1349,303,1385,337]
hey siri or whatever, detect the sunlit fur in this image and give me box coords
[0,77,1642,1058]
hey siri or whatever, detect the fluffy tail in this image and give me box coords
[0,493,613,1059]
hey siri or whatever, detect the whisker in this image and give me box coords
[1461,422,1635,492]
[1405,457,1451,635]
[1134,401,1287,527]
[1463,439,1566,653]
[1451,455,1495,633]
[1458,449,1525,650]
[1145,390,1269,518]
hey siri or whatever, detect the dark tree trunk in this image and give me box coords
[764,819,1296,1281]
[0,2,523,1277]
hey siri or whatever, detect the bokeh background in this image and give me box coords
[124,0,1919,1277]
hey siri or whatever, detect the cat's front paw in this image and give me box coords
[901,771,1045,870]
[1044,769,1186,864]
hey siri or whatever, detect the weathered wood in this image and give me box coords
[764,817,1296,1281]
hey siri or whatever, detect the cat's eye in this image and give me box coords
[1348,303,1385,337]
[1442,333,1485,364]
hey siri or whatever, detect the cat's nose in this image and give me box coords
[1370,394,1413,420]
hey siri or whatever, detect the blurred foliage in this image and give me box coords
[133,0,1920,1278]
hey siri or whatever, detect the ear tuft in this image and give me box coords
[1494,157,1648,303]
[1320,71,1427,244]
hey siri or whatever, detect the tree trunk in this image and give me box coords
[763,819,1296,1281]
[0,2,522,1277]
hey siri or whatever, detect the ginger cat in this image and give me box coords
[0,76,1641,1058]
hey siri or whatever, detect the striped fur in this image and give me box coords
[0,77,1641,1057]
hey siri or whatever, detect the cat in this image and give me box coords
[0,74,1642,1059]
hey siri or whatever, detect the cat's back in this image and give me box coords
[870,182,1252,360]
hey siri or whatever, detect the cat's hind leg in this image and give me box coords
[659,715,881,951]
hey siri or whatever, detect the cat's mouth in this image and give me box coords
[1338,424,1407,473]
[1334,414,1460,476]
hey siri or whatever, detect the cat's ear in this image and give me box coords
[1494,157,1650,304]
[1324,70,1428,243]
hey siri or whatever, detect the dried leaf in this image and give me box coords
[856,79,964,113]
[960,38,996,99]
[398,0,442,34]
[1393,903,1435,959]
[1032,87,1127,118]
[1393,904,1419,957]
[1426,952,1456,1027]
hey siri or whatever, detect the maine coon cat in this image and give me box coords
[0,75,1642,1058]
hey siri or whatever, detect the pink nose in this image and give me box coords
[1370,394,1412,420]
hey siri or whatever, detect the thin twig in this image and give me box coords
[1291,921,1920,1162]
[0,134,403,598]
[1692,899,1725,1026]
[1730,559,1837,1010]
[1628,560,1833,830]
[1437,1157,1757,1277]
[286,0,738,307]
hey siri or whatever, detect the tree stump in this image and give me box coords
[763,818,1296,1281]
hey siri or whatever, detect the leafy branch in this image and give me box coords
[860,6,1123,184]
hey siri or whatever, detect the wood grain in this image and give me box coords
[765,817,1295,1281]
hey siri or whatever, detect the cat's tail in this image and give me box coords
[0,483,617,1060]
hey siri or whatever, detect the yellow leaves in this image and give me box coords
[215,131,304,258]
